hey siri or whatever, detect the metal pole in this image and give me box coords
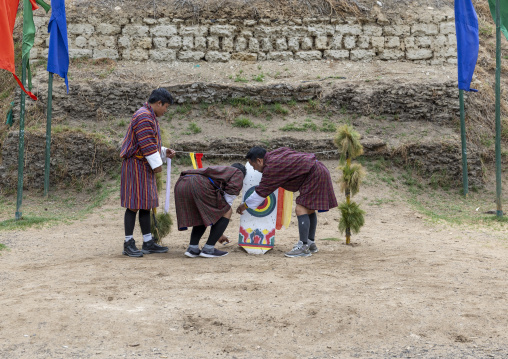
[495,0,503,217]
[15,57,27,220]
[459,89,468,197]
[44,72,53,197]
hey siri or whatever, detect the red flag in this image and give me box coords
[0,0,38,100]
[195,153,203,169]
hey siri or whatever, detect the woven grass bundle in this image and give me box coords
[338,202,365,235]
[151,211,172,244]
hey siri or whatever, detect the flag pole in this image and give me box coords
[44,72,53,196]
[494,0,503,217]
[15,56,28,220]
[459,89,468,197]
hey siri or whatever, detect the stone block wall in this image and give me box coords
[31,13,457,64]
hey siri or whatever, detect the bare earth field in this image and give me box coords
[1,159,508,358]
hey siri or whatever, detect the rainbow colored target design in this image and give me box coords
[243,186,277,217]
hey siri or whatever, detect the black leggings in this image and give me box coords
[190,217,230,246]
[124,208,151,236]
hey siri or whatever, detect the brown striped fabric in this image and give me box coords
[174,166,244,230]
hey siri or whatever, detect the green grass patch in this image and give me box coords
[229,97,258,107]
[233,70,248,83]
[252,73,265,82]
[176,103,192,115]
[305,99,319,113]
[199,102,211,111]
[368,198,395,206]
[320,119,336,132]
[233,117,255,128]
[280,123,307,132]
[0,176,119,232]
[0,216,55,231]
[280,119,318,132]
[280,119,335,132]
[0,243,8,251]
[187,122,202,134]
[271,103,289,115]
[175,155,193,166]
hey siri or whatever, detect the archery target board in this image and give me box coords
[238,162,277,254]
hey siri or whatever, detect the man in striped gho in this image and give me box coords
[236,147,338,258]
[174,164,246,258]
[120,88,176,258]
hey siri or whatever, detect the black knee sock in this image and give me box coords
[139,209,151,235]
[190,225,207,246]
[124,209,137,237]
[308,212,317,241]
[297,214,310,244]
[205,217,230,246]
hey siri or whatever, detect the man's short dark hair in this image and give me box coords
[148,88,174,105]
[231,163,246,177]
[245,147,267,161]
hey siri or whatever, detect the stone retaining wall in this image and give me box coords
[31,12,457,64]
[25,80,458,123]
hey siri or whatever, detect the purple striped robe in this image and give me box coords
[255,147,338,211]
[120,103,162,210]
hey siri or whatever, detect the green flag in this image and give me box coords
[22,0,50,90]
[5,101,14,126]
[489,0,508,41]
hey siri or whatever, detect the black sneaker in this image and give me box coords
[199,248,228,258]
[123,239,143,257]
[184,247,201,258]
[141,239,169,254]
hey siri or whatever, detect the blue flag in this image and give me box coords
[47,0,69,92]
[455,0,479,92]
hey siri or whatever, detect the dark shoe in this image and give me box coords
[284,241,312,258]
[184,247,201,258]
[199,248,228,258]
[123,239,143,257]
[142,239,169,254]
[308,241,319,254]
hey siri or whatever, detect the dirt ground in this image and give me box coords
[1,159,508,358]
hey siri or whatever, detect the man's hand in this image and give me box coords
[166,148,176,159]
[236,203,247,215]
[154,165,162,173]
[218,235,231,245]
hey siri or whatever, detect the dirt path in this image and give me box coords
[1,161,508,358]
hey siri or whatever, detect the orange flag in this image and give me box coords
[0,0,39,100]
